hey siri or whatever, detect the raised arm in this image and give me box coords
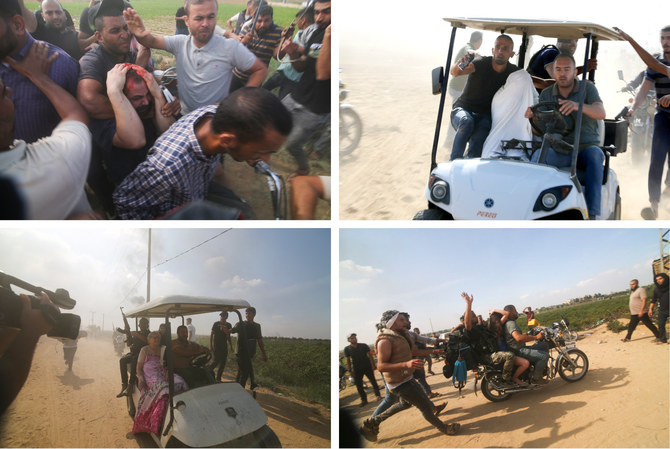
[7,42,88,125]
[123,8,166,50]
[615,27,670,76]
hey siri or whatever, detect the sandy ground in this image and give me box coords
[339,321,669,448]
[0,337,330,448]
[339,50,669,221]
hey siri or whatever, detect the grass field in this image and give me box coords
[194,335,330,407]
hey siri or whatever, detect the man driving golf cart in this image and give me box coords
[172,324,213,388]
[527,52,607,220]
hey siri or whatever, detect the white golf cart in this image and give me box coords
[123,295,281,448]
[414,18,629,220]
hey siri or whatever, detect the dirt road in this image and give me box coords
[340,322,669,447]
[0,337,329,448]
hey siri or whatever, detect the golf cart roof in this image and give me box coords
[442,18,624,41]
[125,295,251,319]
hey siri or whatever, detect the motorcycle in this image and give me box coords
[339,73,363,156]
[616,70,655,165]
[477,323,589,402]
[558,316,579,342]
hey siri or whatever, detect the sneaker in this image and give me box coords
[641,203,658,220]
[360,419,379,442]
[428,392,441,398]
[359,400,368,407]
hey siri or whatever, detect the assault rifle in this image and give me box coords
[117,306,132,346]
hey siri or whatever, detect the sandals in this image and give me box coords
[443,422,461,436]
[433,401,448,416]
[621,338,631,343]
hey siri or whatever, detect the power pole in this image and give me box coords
[146,229,151,303]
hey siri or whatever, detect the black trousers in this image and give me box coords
[211,346,229,381]
[354,367,380,401]
[119,352,138,385]
[625,314,660,340]
[236,354,256,389]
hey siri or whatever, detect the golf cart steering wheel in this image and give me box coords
[191,351,212,367]
[529,102,573,136]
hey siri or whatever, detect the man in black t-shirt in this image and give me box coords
[279,0,330,176]
[449,34,518,160]
[32,0,82,60]
[344,333,382,406]
[210,311,234,381]
[231,307,267,389]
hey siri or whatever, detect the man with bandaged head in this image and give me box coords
[363,310,461,438]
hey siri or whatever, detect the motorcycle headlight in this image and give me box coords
[533,186,572,212]
[429,177,450,204]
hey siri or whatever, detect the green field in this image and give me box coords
[194,335,330,407]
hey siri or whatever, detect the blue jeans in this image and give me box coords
[371,378,398,418]
[449,107,492,160]
[648,111,670,203]
[538,145,604,217]
[517,346,549,380]
[370,379,445,432]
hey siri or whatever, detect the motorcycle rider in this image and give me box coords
[502,305,549,384]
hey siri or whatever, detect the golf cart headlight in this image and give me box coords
[429,177,450,204]
[533,186,572,212]
[541,192,558,209]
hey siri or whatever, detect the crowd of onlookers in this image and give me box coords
[0,0,331,219]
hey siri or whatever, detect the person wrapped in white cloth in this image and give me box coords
[481,70,538,159]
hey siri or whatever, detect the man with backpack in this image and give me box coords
[527,38,597,80]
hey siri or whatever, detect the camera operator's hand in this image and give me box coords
[20,292,56,337]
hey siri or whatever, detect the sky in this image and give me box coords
[340,227,665,349]
[0,228,330,339]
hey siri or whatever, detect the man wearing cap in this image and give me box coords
[344,333,382,407]
[362,311,460,438]
[123,0,267,114]
[77,0,161,121]
[210,311,234,382]
[0,0,79,144]
[116,316,149,397]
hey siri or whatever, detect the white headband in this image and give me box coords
[386,312,401,329]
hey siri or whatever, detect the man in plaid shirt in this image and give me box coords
[112,87,292,219]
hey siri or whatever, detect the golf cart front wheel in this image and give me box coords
[413,208,446,220]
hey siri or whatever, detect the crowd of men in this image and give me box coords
[0,0,331,219]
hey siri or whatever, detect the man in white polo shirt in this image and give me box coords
[124,0,267,114]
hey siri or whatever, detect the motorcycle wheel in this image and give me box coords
[339,108,362,155]
[567,330,579,342]
[557,349,589,382]
[480,374,512,402]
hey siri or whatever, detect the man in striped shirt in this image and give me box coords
[112,87,292,220]
[229,4,283,93]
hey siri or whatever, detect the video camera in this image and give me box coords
[0,272,81,341]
